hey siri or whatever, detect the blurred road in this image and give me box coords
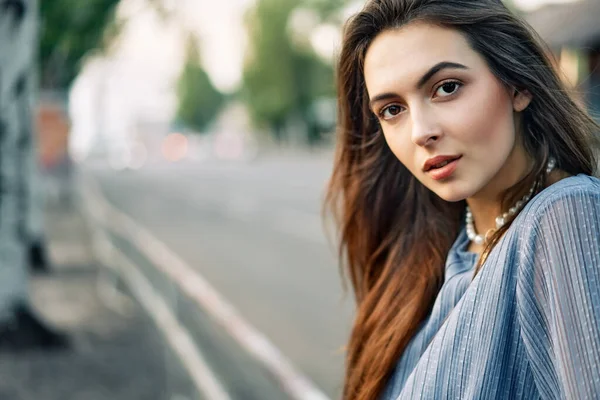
[82,152,354,400]
[0,195,200,400]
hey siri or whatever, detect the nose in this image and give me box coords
[410,106,443,147]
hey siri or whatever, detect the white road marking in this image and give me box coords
[82,191,231,400]
[114,247,232,400]
[81,177,332,400]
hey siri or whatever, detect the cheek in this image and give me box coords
[382,127,416,170]
[383,128,401,157]
[459,84,515,145]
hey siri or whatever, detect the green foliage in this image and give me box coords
[241,0,337,143]
[40,0,121,89]
[303,0,348,21]
[291,48,335,142]
[175,37,224,133]
[242,0,296,138]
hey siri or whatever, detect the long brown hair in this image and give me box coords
[324,0,600,399]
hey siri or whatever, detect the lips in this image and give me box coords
[431,158,456,169]
[423,155,462,172]
[426,157,461,181]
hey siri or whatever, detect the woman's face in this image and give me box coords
[364,23,532,203]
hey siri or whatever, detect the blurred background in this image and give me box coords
[1,0,599,399]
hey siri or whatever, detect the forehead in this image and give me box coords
[364,23,481,94]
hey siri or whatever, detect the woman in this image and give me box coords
[324,0,600,399]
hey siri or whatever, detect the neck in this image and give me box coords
[465,167,568,255]
[465,149,533,241]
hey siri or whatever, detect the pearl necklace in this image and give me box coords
[466,157,556,245]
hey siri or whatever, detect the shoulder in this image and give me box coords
[513,173,600,265]
[519,173,600,229]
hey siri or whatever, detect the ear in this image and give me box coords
[512,88,533,112]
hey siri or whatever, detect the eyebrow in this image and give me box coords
[368,61,469,110]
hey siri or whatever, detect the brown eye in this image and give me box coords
[380,105,404,120]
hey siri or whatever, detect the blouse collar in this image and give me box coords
[445,223,478,282]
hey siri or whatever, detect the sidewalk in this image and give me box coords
[0,201,198,400]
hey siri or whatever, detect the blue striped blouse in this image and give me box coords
[382,173,600,399]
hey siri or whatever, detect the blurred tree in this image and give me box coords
[40,0,122,89]
[303,0,348,21]
[242,0,297,141]
[292,48,336,143]
[241,0,337,144]
[175,36,225,133]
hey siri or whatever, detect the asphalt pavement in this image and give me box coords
[82,152,354,399]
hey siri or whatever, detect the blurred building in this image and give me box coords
[37,91,73,203]
[525,0,600,119]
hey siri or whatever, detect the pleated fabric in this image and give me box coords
[382,173,600,400]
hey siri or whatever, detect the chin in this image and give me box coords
[435,192,466,203]
[428,181,471,203]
